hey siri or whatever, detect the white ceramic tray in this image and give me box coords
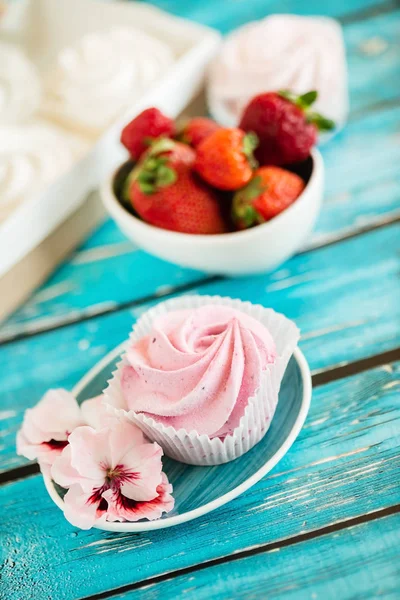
[0,0,221,278]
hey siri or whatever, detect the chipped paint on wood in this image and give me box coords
[0,361,399,599]
[1,9,400,339]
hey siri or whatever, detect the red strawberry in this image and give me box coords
[121,108,175,161]
[180,117,221,148]
[232,166,305,229]
[125,139,226,234]
[194,128,258,191]
[239,91,334,166]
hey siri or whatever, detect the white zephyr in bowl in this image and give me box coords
[101,148,323,276]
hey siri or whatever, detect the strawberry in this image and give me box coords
[194,128,258,191]
[232,166,305,229]
[239,91,334,166]
[125,139,226,235]
[179,117,221,148]
[121,107,175,161]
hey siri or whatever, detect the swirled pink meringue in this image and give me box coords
[121,305,277,438]
[208,14,348,128]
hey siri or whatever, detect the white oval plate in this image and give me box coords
[44,343,311,532]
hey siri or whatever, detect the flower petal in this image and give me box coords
[16,429,65,466]
[63,484,106,530]
[68,426,109,481]
[16,429,41,460]
[104,473,174,522]
[81,395,119,430]
[51,445,85,489]
[23,389,83,443]
[119,443,163,501]
[108,420,146,468]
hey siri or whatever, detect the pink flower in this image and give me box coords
[16,390,117,472]
[80,394,119,430]
[51,421,173,529]
[16,390,84,471]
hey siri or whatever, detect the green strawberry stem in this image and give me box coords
[232,175,266,228]
[136,137,178,194]
[242,132,259,169]
[239,175,266,201]
[147,137,176,156]
[278,89,317,108]
[121,137,178,199]
[306,112,335,131]
[278,89,335,132]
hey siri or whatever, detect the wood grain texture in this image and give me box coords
[1,361,399,600]
[1,2,399,599]
[1,223,399,473]
[1,9,400,340]
[120,514,400,600]
[140,0,395,33]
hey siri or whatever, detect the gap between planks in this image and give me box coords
[338,0,400,24]
[1,345,399,487]
[78,504,400,600]
[1,2,399,596]
[1,213,400,346]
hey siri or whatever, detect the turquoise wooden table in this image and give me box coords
[1,1,400,598]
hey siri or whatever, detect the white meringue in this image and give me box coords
[42,27,174,135]
[0,120,89,221]
[208,14,348,130]
[0,41,42,124]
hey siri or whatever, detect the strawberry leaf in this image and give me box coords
[157,165,177,187]
[298,91,318,107]
[243,205,259,227]
[148,137,176,156]
[131,137,178,195]
[278,89,298,104]
[279,89,335,131]
[233,203,261,228]
[242,132,259,169]
[232,177,266,228]
[279,89,318,110]
[307,112,335,131]
[241,176,266,201]
[137,176,155,195]
[122,165,140,203]
[145,157,159,170]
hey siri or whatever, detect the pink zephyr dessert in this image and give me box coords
[105,296,299,465]
[208,14,349,131]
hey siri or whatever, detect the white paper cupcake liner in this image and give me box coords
[103,295,300,465]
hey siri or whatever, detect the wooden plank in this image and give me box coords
[144,0,395,33]
[2,104,400,342]
[345,8,400,114]
[194,222,400,375]
[1,223,399,473]
[1,10,400,339]
[1,361,399,600]
[122,514,400,600]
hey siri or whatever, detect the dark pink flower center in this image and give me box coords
[45,439,69,451]
[105,464,140,489]
[86,464,140,513]
[115,493,138,511]
[87,483,109,514]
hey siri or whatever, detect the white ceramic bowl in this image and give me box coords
[101,149,323,276]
